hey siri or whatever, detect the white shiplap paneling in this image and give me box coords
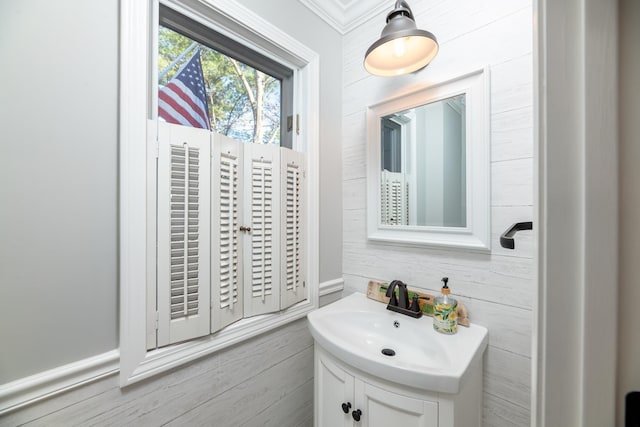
[342,243,534,309]
[491,158,534,207]
[483,347,532,409]
[483,392,530,426]
[164,347,313,426]
[241,379,314,427]
[0,319,313,427]
[342,0,534,425]
[491,106,534,162]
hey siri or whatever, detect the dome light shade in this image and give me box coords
[364,1,438,77]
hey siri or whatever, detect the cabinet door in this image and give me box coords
[357,380,438,427]
[316,352,354,427]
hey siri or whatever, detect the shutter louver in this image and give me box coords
[220,155,239,307]
[211,134,243,332]
[381,170,408,225]
[170,144,201,319]
[280,148,306,309]
[244,144,280,316]
[157,122,211,347]
[251,159,274,299]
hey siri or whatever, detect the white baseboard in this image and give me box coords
[0,349,119,415]
[319,278,344,296]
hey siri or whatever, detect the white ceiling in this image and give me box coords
[299,0,391,34]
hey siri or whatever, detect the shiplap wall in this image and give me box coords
[342,1,533,425]
[0,320,314,427]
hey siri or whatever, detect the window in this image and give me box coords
[381,118,402,173]
[147,6,307,350]
[158,5,293,147]
[119,0,319,387]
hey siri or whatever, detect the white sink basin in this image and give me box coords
[307,292,488,394]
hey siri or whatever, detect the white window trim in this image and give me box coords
[119,0,319,387]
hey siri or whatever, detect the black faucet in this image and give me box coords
[386,280,401,306]
[397,282,409,309]
[385,280,422,318]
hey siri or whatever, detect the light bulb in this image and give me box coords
[393,37,407,57]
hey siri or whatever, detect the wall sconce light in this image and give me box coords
[364,0,439,77]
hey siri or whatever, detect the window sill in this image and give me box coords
[122,299,315,386]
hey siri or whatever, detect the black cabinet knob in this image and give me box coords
[341,402,351,413]
[352,409,362,422]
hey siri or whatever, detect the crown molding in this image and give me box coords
[299,0,389,34]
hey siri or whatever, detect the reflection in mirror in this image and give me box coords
[380,94,466,227]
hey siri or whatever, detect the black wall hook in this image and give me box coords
[500,221,533,249]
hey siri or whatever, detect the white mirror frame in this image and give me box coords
[366,68,490,251]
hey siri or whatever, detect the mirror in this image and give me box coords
[367,68,490,250]
[380,94,467,228]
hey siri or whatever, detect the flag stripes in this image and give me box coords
[159,49,210,130]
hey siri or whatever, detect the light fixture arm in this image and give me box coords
[388,1,414,22]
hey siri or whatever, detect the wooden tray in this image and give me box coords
[366,280,470,327]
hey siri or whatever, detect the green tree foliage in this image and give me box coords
[158,26,281,144]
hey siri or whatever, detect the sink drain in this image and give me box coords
[381,348,396,356]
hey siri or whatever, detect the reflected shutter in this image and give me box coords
[381,170,408,225]
[243,143,280,316]
[157,122,211,347]
[211,134,244,332]
[280,148,306,309]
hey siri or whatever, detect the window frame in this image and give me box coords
[158,5,295,148]
[119,0,319,387]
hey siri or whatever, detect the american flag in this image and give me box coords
[158,49,210,129]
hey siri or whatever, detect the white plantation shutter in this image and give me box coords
[211,134,244,332]
[280,148,306,309]
[380,170,409,225]
[243,143,281,316]
[157,122,211,347]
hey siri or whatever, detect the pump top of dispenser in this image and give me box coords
[441,277,450,294]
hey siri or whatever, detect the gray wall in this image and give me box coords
[1,0,341,418]
[236,0,344,284]
[617,0,640,422]
[0,0,119,383]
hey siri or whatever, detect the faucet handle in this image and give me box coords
[410,294,421,312]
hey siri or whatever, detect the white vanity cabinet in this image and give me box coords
[314,346,482,427]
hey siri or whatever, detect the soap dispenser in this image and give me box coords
[433,277,458,334]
